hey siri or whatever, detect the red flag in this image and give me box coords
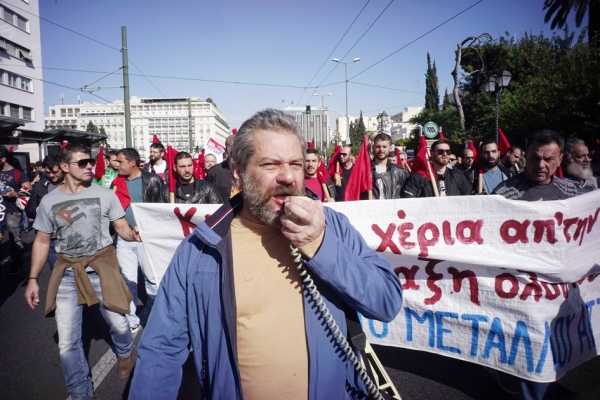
[7,146,14,153]
[498,128,511,156]
[412,136,431,181]
[61,141,69,149]
[94,146,106,180]
[554,164,564,178]
[166,146,178,195]
[327,145,341,179]
[232,128,238,135]
[152,134,161,144]
[344,136,373,201]
[394,147,402,165]
[467,140,482,174]
[439,130,444,139]
[307,141,314,149]
[195,149,205,179]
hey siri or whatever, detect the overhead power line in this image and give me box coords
[296,0,372,105]
[351,81,424,94]
[350,0,484,80]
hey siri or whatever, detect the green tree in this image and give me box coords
[86,121,99,133]
[350,111,368,154]
[543,0,599,43]
[99,126,106,135]
[425,53,440,111]
[442,88,450,110]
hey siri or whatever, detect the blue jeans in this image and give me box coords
[116,237,158,327]
[55,269,133,400]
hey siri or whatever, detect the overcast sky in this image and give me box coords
[33,0,580,130]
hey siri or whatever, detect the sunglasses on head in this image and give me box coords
[69,158,97,168]
[435,149,452,156]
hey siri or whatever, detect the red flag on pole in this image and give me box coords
[327,145,341,179]
[344,136,373,201]
[498,128,511,156]
[166,146,178,202]
[307,141,314,149]
[394,147,402,165]
[438,130,444,139]
[468,140,480,171]
[94,146,106,180]
[61,141,69,149]
[412,136,431,181]
[152,134,161,144]
[194,149,205,179]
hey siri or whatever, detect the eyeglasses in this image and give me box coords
[68,158,96,169]
[435,149,452,156]
[449,158,457,161]
[340,153,348,156]
[464,156,474,160]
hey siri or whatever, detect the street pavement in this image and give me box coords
[2,230,600,399]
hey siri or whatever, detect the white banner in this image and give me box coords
[205,137,226,162]
[132,190,600,382]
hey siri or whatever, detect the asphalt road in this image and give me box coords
[2,230,600,400]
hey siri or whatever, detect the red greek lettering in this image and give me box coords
[442,221,455,245]
[417,223,440,257]
[423,258,444,305]
[533,219,557,244]
[448,267,480,305]
[587,208,599,233]
[495,273,519,299]
[518,271,543,302]
[555,212,563,226]
[394,266,420,290]
[372,223,401,254]
[540,282,563,300]
[500,219,530,244]
[574,218,588,245]
[456,220,484,245]
[563,217,578,243]
[174,207,198,237]
[397,223,416,249]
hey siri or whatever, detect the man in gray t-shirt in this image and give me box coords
[24,144,142,399]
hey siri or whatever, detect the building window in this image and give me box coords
[10,104,19,118]
[1,6,29,33]
[22,107,32,120]
[20,77,30,91]
[7,72,16,87]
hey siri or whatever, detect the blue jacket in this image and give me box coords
[130,194,402,399]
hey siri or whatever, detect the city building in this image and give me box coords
[283,106,330,152]
[45,96,229,159]
[390,106,423,142]
[0,0,44,160]
[335,114,380,144]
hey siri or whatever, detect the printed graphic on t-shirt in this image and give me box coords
[50,198,102,257]
[438,175,447,197]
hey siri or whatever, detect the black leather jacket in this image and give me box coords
[369,162,408,200]
[160,178,223,204]
[141,171,164,203]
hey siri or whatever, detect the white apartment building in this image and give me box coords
[0,0,44,159]
[335,114,382,144]
[45,96,230,159]
[390,106,423,141]
[283,106,330,151]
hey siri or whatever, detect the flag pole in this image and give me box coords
[425,152,440,197]
[402,160,412,173]
[335,161,342,186]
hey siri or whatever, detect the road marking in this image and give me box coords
[66,328,141,400]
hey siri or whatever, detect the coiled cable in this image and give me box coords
[290,243,383,400]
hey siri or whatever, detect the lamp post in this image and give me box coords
[484,70,512,142]
[377,111,389,134]
[332,57,360,144]
[313,93,332,109]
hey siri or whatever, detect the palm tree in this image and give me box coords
[543,0,600,42]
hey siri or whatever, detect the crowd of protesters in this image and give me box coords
[1,121,598,400]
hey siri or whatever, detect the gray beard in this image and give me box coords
[241,170,304,227]
[565,163,593,181]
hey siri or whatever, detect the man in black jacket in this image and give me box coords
[113,148,163,330]
[206,135,234,200]
[401,138,472,198]
[160,152,222,204]
[369,133,407,200]
[25,154,64,270]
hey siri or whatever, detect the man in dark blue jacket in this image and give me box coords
[130,109,403,399]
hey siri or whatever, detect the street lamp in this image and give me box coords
[332,57,360,144]
[484,70,512,142]
[313,93,332,109]
[377,111,389,134]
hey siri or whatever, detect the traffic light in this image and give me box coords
[306,105,311,114]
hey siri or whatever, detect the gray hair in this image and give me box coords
[563,137,586,164]
[230,108,306,171]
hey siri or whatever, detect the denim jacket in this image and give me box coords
[130,194,402,399]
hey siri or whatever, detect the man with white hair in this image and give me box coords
[562,137,597,195]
